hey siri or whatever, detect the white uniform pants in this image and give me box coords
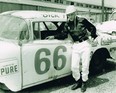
[71,40,92,82]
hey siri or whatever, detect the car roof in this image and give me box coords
[0,10,67,21]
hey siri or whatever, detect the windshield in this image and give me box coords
[0,15,29,40]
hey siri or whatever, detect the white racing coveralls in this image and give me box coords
[71,40,92,81]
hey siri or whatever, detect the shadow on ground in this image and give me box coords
[87,60,116,88]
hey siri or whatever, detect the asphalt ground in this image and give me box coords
[0,60,116,93]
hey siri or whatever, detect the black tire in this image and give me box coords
[89,57,106,75]
[89,48,111,75]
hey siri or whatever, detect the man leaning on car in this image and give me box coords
[46,5,97,92]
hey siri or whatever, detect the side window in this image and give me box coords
[33,22,57,40]
[33,22,40,40]
[40,22,58,39]
[44,22,57,30]
[33,21,66,40]
[40,22,46,31]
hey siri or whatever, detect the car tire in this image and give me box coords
[89,58,106,75]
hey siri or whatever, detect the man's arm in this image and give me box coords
[46,22,68,40]
[83,18,97,39]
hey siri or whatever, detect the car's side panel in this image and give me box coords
[91,35,116,61]
[21,40,72,88]
[0,44,22,92]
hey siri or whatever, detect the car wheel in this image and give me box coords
[89,56,106,75]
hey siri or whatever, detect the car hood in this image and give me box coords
[96,20,116,34]
[0,41,20,60]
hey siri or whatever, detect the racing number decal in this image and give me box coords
[35,48,51,74]
[53,46,66,70]
[35,46,67,74]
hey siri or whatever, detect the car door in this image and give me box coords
[22,21,72,87]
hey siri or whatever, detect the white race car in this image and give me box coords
[0,11,115,92]
[96,10,116,35]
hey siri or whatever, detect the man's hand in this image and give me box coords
[45,36,54,40]
[88,36,96,43]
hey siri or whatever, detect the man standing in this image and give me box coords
[65,5,97,92]
[46,5,97,92]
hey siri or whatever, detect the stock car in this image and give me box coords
[0,10,116,92]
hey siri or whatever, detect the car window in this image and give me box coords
[44,22,57,30]
[33,21,64,40]
[33,22,40,39]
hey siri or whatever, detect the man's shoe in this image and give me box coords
[71,80,82,90]
[81,81,87,92]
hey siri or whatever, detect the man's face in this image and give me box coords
[67,12,75,21]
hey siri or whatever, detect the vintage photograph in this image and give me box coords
[0,0,116,93]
